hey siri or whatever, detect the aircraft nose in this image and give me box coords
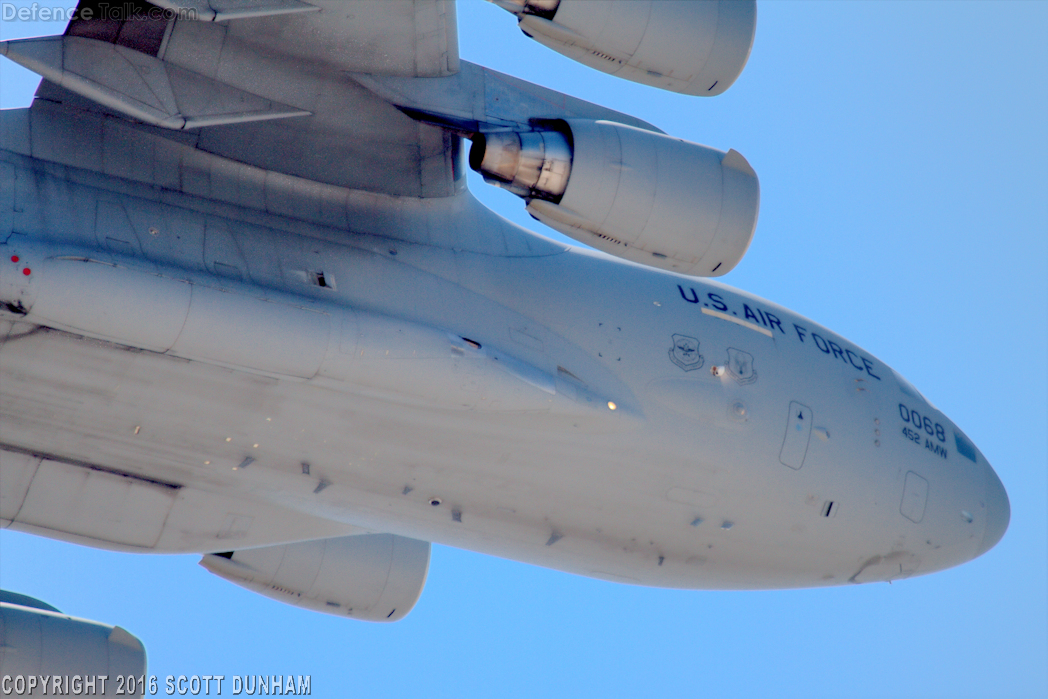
[975,464,1010,559]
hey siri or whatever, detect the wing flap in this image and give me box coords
[205,0,459,77]
[1,35,310,129]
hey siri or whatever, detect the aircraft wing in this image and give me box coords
[4,0,658,200]
[17,0,462,197]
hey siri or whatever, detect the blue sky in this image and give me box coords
[2,2,1046,697]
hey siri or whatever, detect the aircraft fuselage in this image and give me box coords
[0,149,1008,589]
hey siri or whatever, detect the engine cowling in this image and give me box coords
[200,534,430,622]
[495,0,756,96]
[0,593,147,696]
[470,119,759,277]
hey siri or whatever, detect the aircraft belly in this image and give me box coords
[0,158,981,589]
[0,315,905,589]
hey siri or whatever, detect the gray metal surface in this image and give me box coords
[0,0,1009,624]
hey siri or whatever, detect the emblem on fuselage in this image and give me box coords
[725,347,758,385]
[669,334,704,372]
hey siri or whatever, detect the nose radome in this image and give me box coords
[975,464,1010,559]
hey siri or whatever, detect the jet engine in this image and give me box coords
[200,534,430,622]
[0,591,147,697]
[470,119,759,277]
[493,0,756,95]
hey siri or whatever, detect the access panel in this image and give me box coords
[779,401,813,469]
[900,471,929,523]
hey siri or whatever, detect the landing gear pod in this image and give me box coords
[493,0,757,96]
[200,534,430,622]
[470,119,759,277]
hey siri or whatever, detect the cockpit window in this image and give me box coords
[891,367,938,410]
[954,430,978,463]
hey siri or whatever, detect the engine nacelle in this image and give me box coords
[0,593,147,696]
[200,534,430,622]
[470,119,759,277]
[494,0,756,95]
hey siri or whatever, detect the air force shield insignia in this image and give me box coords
[669,334,704,372]
[726,347,758,385]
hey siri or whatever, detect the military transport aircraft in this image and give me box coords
[0,0,1009,686]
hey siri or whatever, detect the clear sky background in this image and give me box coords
[1,2,1046,697]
